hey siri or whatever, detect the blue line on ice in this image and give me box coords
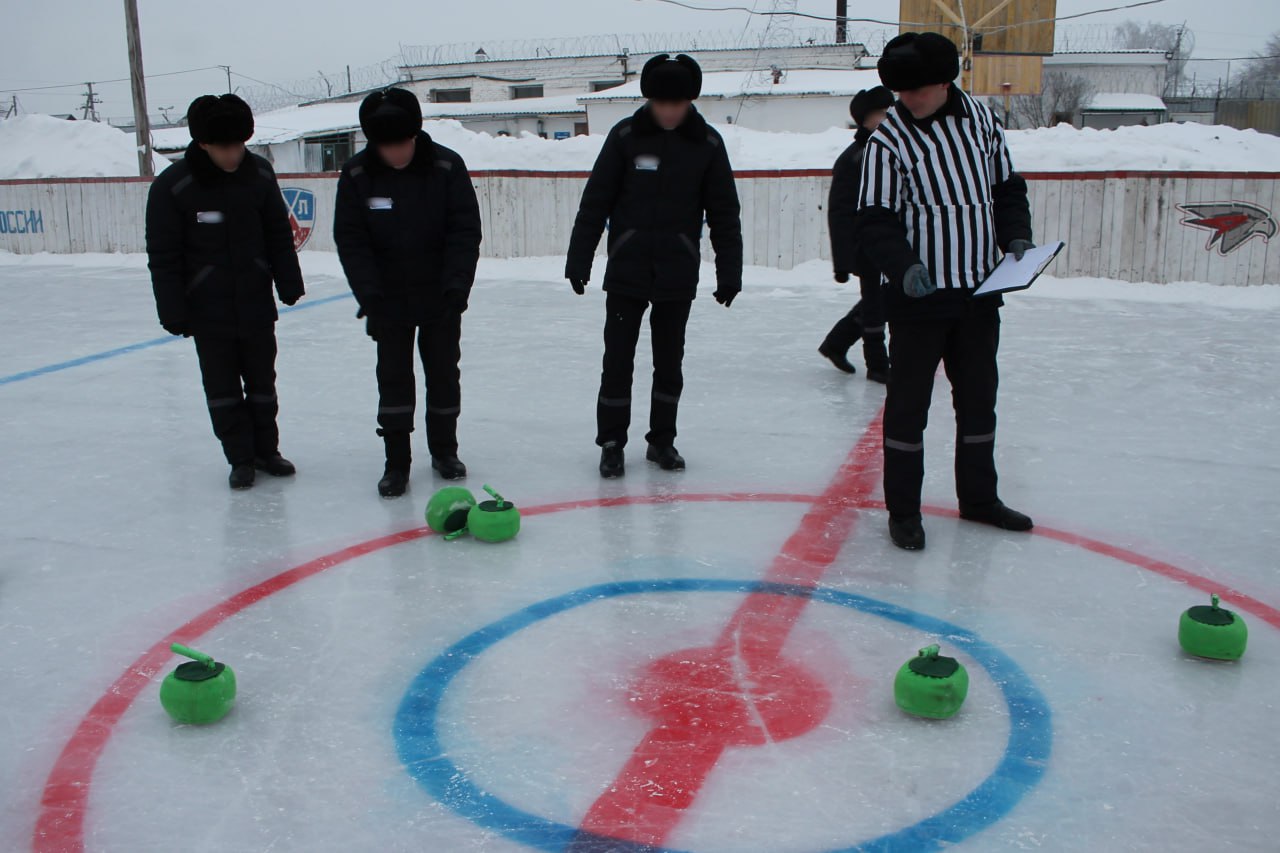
[0,291,353,387]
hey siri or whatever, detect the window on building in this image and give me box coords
[432,88,472,103]
[590,80,625,92]
[511,84,544,100]
[305,132,354,172]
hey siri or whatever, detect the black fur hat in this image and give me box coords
[849,86,895,124]
[877,32,960,92]
[640,53,703,101]
[359,87,423,144]
[186,94,254,144]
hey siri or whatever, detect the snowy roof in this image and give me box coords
[151,95,586,150]
[578,69,884,102]
[1083,93,1168,112]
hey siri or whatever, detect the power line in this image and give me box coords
[641,0,1171,31]
[0,65,223,95]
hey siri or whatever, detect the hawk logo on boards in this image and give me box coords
[280,187,316,251]
[1177,201,1277,255]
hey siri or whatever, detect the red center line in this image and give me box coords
[576,409,886,849]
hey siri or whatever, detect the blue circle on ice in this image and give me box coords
[394,578,1053,852]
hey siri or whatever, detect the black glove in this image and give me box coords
[161,321,189,338]
[713,288,738,308]
[570,278,587,295]
[355,305,379,340]
[902,264,936,299]
[834,271,850,284]
[443,288,469,315]
[281,294,301,307]
[1008,239,1035,261]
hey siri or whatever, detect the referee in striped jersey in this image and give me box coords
[856,32,1035,551]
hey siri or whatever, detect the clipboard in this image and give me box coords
[973,241,1065,298]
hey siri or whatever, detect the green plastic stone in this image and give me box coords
[426,487,477,534]
[1179,594,1248,661]
[446,485,521,543]
[159,644,237,725]
[894,644,969,720]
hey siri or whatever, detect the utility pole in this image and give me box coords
[81,82,101,121]
[346,64,352,94]
[218,65,232,93]
[123,0,154,176]
[835,0,847,44]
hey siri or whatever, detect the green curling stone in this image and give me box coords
[894,643,969,720]
[1179,593,1248,661]
[426,486,477,534]
[447,484,521,543]
[159,643,237,725]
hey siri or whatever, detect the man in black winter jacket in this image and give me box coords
[565,53,743,478]
[334,88,482,498]
[856,33,1036,551]
[146,94,305,491]
[820,85,895,381]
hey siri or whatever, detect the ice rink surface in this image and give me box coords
[1,252,1278,852]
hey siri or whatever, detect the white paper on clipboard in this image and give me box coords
[972,241,1066,298]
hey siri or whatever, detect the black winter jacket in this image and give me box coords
[565,104,743,302]
[828,125,873,277]
[146,144,304,336]
[333,131,482,324]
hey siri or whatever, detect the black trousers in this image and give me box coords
[882,309,1000,518]
[193,330,280,466]
[822,272,888,370]
[373,314,462,460]
[597,292,693,449]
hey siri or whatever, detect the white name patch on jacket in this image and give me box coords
[195,211,225,224]
[634,155,660,172]
[367,197,394,210]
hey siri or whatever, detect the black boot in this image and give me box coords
[254,453,296,477]
[646,444,686,471]
[818,342,857,374]
[378,466,410,498]
[229,463,256,491]
[599,442,625,479]
[863,336,890,385]
[431,455,467,481]
[959,500,1034,532]
[889,515,926,550]
[378,430,412,498]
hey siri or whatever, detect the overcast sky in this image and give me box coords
[4,0,1277,122]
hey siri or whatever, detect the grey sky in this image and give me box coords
[3,0,1277,122]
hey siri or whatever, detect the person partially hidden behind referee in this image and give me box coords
[856,32,1036,551]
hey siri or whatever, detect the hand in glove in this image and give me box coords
[443,288,469,315]
[902,264,936,299]
[569,278,587,295]
[834,271,850,284]
[281,294,301,307]
[713,288,738,308]
[162,321,189,338]
[1008,239,1036,261]
[356,305,379,340]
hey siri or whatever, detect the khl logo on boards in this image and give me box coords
[280,187,315,251]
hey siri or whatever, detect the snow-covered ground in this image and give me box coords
[1,252,1278,851]
[0,114,170,180]
[6,103,1280,179]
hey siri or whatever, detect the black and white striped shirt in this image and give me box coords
[858,88,1016,290]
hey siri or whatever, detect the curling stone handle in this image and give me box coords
[1211,593,1220,609]
[444,527,469,541]
[918,643,941,658]
[171,643,216,668]
[482,484,507,508]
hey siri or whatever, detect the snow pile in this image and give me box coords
[0,114,170,179]
[1008,122,1280,173]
